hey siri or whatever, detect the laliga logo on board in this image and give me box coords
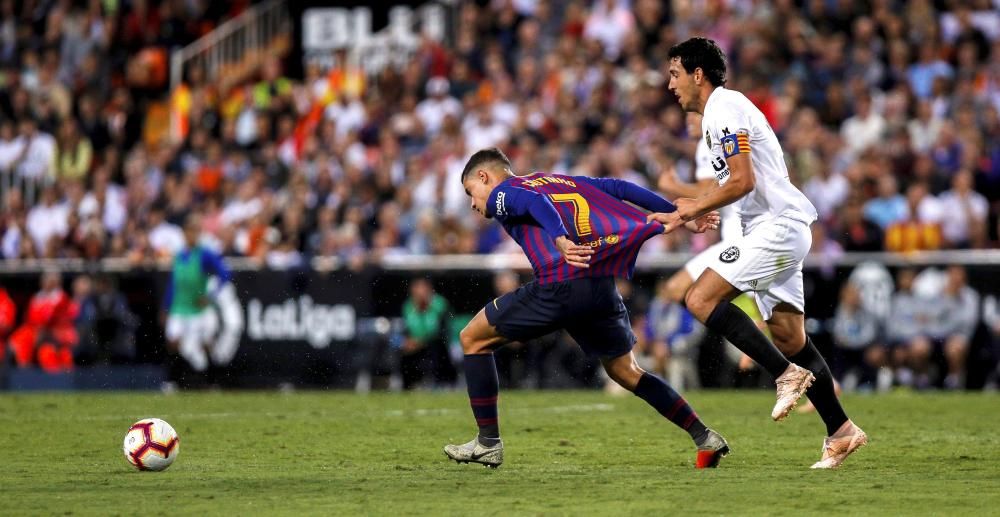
[246,296,356,348]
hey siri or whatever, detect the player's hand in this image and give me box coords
[197,295,210,308]
[555,235,593,268]
[647,212,685,235]
[673,197,700,221]
[684,211,720,233]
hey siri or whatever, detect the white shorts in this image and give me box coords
[683,240,732,280]
[165,311,218,345]
[705,215,812,321]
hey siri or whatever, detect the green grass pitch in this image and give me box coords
[1,390,998,515]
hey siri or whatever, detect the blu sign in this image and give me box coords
[301,4,445,51]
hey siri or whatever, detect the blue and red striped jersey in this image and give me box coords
[486,173,674,284]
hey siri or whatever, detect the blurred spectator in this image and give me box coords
[8,271,79,372]
[937,170,988,248]
[645,278,703,391]
[885,182,942,252]
[74,274,138,365]
[886,268,923,387]
[25,186,68,255]
[840,94,886,156]
[14,118,57,183]
[416,77,462,137]
[907,100,943,153]
[147,204,184,258]
[803,166,849,223]
[55,119,92,181]
[837,199,883,252]
[983,293,1000,389]
[863,175,908,230]
[583,0,635,60]
[910,266,980,389]
[0,286,15,362]
[908,41,953,99]
[831,283,890,392]
[399,278,456,390]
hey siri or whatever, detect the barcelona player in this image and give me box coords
[443,147,732,469]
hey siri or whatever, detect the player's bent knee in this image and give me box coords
[683,288,713,320]
[458,326,482,354]
[604,355,645,391]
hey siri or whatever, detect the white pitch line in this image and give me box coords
[0,403,616,423]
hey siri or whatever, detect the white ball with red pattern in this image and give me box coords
[123,418,180,471]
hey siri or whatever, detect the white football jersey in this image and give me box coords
[693,139,741,242]
[701,87,817,234]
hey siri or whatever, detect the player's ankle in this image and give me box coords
[477,435,501,447]
[690,425,711,447]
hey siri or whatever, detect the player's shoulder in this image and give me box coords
[705,88,755,119]
[714,87,754,108]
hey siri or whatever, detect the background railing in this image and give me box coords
[169,0,291,91]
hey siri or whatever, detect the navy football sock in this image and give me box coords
[788,337,849,436]
[464,354,500,446]
[633,373,708,443]
[705,301,790,378]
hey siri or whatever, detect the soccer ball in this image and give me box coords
[123,418,180,471]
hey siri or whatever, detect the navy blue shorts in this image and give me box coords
[484,276,635,359]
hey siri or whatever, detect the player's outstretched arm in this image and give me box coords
[658,167,717,200]
[676,152,754,221]
[647,211,720,235]
[576,176,676,213]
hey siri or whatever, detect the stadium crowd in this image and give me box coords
[1,1,1000,388]
[1,0,999,265]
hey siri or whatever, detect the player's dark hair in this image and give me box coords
[461,147,512,183]
[668,37,728,87]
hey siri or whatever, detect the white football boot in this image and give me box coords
[444,437,504,468]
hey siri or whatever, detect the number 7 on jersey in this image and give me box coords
[548,193,593,237]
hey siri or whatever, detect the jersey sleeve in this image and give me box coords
[487,184,569,239]
[201,249,232,297]
[573,176,676,213]
[706,99,754,160]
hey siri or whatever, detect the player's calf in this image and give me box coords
[605,353,722,459]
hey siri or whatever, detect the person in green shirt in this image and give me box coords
[400,278,456,389]
[163,215,231,373]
